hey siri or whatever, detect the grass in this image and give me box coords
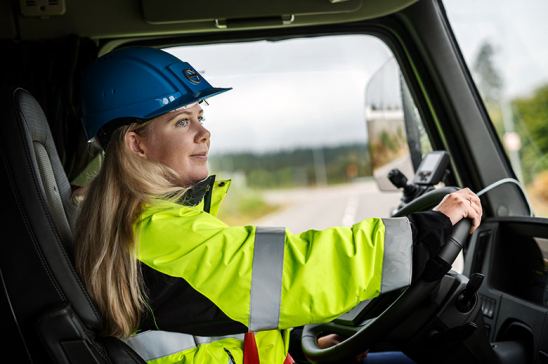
[217,187,280,226]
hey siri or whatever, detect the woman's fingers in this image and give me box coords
[434,188,483,233]
[461,188,482,233]
[353,350,369,364]
[317,334,368,363]
[471,198,483,227]
[317,333,342,349]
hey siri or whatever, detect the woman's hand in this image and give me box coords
[433,188,482,233]
[317,334,368,363]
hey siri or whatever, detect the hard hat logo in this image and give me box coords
[184,68,202,84]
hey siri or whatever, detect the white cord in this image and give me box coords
[475,177,534,216]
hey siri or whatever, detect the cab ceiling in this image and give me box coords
[3,0,416,40]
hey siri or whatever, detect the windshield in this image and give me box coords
[163,35,430,231]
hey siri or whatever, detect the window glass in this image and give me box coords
[163,35,432,231]
[443,0,548,217]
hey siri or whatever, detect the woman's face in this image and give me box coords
[127,103,210,187]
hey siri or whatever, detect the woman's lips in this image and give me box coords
[190,153,208,160]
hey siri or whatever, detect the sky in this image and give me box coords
[165,0,548,154]
[167,35,392,154]
[443,0,548,99]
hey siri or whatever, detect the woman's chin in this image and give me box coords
[185,172,210,186]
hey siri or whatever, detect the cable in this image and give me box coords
[475,178,533,216]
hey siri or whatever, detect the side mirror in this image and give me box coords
[365,57,417,191]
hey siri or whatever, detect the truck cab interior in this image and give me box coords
[1,0,547,363]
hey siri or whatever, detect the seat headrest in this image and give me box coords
[15,88,78,253]
[1,87,102,329]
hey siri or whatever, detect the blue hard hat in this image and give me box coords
[80,47,232,144]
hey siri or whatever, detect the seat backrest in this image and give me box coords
[0,88,144,363]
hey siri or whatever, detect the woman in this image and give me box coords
[75,47,482,364]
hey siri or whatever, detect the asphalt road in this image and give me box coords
[254,178,401,232]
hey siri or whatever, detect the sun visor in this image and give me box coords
[141,0,416,27]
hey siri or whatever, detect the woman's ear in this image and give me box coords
[125,131,147,157]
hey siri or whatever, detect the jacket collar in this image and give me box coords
[178,175,231,216]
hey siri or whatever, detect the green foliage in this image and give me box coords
[512,85,548,184]
[485,101,504,140]
[380,130,395,151]
[217,187,280,225]
[370,127,407,169]
[210,143,370,189]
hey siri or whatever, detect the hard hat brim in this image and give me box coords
[146,86,232,119]
[91,86,232,147]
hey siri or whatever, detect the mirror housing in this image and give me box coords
[365,57,416,191]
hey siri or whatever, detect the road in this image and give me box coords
[253,178,464,273]
[254,178,401,232]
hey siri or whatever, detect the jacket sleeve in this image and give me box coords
[136,202,438,332]
[407,210,454,280]
[277,217,412,329]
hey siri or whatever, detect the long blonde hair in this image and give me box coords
[75,122,186,338]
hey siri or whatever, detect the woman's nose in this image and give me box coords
[195,123,211,143]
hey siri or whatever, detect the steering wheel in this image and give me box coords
[301,187,473,363]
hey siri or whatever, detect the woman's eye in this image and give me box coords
[175,119,190,128]
[198,116,206,124]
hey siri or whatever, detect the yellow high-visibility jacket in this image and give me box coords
[126,177,414,363]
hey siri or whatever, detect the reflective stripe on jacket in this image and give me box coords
[124,330,287,363]
[131,178,413,363]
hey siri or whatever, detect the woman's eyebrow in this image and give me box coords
[167,109,203,122]
[167,110,190,120]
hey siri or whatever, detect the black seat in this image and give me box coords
[0,88,145,363]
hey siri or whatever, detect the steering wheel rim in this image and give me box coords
[301,186,473,363]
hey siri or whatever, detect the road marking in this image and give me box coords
[342,196,359,226]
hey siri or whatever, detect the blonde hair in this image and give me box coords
[75,122,186,338]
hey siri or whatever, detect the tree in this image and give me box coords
[512,85,548,184]
[472,41,504,104]
[472,41,505,138]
